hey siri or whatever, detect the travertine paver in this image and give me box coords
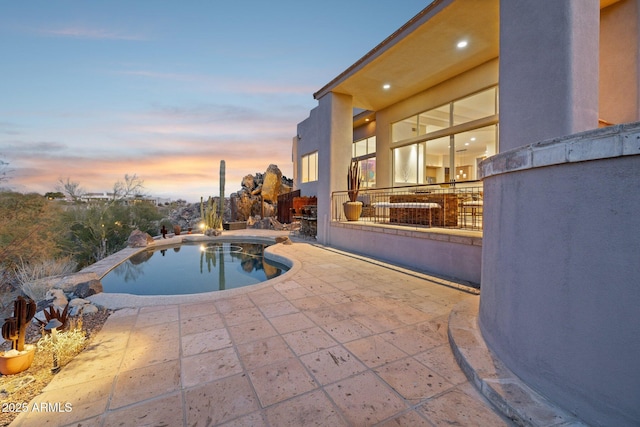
[264,389,348,427]
[325,371,408,425]
[10,239,514,426]
[417,383,512,426]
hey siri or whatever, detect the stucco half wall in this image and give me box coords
[328,223,482,286]
[478,123,640,426]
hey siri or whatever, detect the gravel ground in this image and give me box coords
[0,309,111,426]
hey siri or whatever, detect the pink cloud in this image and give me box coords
[119,70,315,95]
[8,146,292,202]
[39,26,147,41]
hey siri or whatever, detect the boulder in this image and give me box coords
[53,272,100,292]
[73,280,103,298]
[231,165,293,222]
[127,230,154,247]
[83,304,99,315]
[275,236,292,245]
[205,229,222,237]
[68,298,91,316]
[251,184,262,196]
[70,302,99,317]
[236,192,254,221]
[241,174,256,191]
[261,201,276,218]
[45,288,68,309]
[248,217,275,230]
[68,298,90,307]
[261,164,282,203]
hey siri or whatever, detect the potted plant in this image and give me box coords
[0,296,37,375]
[343,160,363,221]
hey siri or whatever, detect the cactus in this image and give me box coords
[347,160,361,202]
[200,196,205,228]
[219,160,225,223]
[200,196,222,231]
[1,296,36,352]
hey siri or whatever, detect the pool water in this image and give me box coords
[101,241,288,296]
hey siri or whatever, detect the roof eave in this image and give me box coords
[313,0,451,101]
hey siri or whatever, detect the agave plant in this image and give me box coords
[36,303,70,332]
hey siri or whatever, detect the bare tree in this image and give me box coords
[0,157,12,187]
[112,173,145,200]
[56,177,85,202]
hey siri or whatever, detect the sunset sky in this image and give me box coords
[1,1,430,202]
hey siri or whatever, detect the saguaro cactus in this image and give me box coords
[1,296,36,351]
[219,160,226,221]
[200,196,205,229]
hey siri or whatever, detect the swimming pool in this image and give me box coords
[101,241,289,296]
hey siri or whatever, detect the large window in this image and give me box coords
[391,87,498,185]
[352,136,376,188]
[301,151,318,183]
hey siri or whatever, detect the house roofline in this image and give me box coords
[313,0,449,101]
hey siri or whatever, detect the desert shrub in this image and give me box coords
[37,327,87,368]
[13,257,76,302]
[0,192,66,269]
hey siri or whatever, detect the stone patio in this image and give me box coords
[10,234,515,426]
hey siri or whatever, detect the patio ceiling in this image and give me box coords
[314,0,500,112]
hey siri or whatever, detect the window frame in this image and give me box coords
[390,86,499,186]
[352,136,377,188]
[301,151,318,183]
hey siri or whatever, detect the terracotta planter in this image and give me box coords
[343,201,363,221]
[0,345,35,375]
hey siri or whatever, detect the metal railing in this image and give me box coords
[332,181,484,231]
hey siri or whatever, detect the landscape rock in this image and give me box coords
[45,288,68,309]
[247,217,285,230]
[127,230,154,248]
[235,192,259,221]
[82,304,99,315]
[261,164,283,203]
[160,164,293,228]
[68,298,90,308]
[260,201,276,218]
[34,310,47,324]
[241,174,255,191]
[231,165,293,221]
[275,236,292,245]
[68,298,99,316]
[31,271,99,294]
[74,279,103,298]
[205,228,222,237]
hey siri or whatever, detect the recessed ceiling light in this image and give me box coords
[471,137,476,141]
[382,84,391,90]
[465,142,470,146]
[457,40,468,49]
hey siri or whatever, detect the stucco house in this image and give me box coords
[292,0,640,425]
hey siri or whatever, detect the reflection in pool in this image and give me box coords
[101,241,288,296]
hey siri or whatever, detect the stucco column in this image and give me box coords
[600,0,640,124]
[316,92,353,244]
[499,0,600,151]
